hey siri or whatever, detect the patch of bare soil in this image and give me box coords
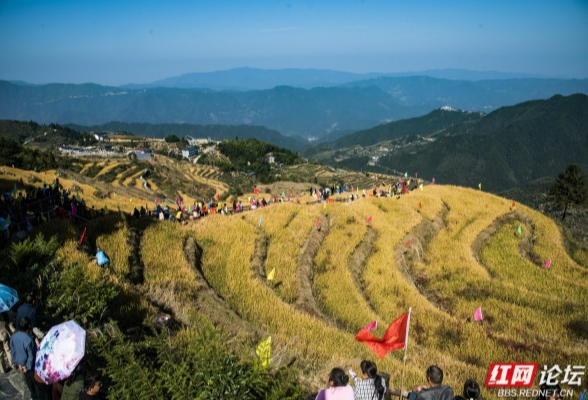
[295,213,331,320]
[251,230,269,280]
[258,182,316,198]
[127,225,145,285]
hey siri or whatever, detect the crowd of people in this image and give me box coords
[316,363,564,400]
[1,294,104,400]
[0,177,99,246]
[147,179,421,226]
[1,173,422,246]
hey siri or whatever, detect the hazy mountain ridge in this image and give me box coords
[340,76,588,111]
[314,94,588,193]
[0,80,427,138]
[1,69,587,140]
[124,67,550,91]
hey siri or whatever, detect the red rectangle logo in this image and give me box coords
[486,363,538,387]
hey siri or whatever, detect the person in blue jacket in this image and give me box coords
[96,247,110,267]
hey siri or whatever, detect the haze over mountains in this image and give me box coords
[124,67,550,91]
[2,68,587,197]
[1,68,587,141]
[304,94,588,193]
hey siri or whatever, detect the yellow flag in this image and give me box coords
[478,183,482,190]
[419,183,423,191]
[256,336,271,369]
[323,202,326,209]
[267,268,275,281]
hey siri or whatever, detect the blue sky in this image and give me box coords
[1,0,587,86]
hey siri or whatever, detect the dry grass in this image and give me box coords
[5,163,587,398]
[140,221,200,324]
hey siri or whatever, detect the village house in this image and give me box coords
[93,132,108,141]
[128,147,153,160]
[185,136,212,146]
[181,146,199,160]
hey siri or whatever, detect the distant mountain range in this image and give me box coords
[2,93,587,198]
[305,94,588,193]
[123,67,549,91]
[1,68,587,140]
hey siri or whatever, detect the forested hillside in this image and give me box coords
[216,139,303,184]
[0,120,95,148]
[316,94,588,193]
[302,108,484,158]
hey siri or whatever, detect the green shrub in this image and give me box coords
[0,233,61,303]
[92,326,164,400]
[45,262,119,326]
[93,324,307,400]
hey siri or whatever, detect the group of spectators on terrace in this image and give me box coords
[317,363,461,400]
[317,363,565,400]
[309,178,418,204]
[0,176,107,240]
[1,174,422,245]
[0,178,92,243]
[145,185,333,224]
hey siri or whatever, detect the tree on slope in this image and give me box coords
[550,164,588,220]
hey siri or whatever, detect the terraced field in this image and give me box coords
[73,184,587,395]
[1,154,231,213]
[4,163,587,398]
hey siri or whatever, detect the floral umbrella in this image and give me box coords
[0,283,19,312]
[35,320,86,384]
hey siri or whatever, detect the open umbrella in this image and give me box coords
[0,283,18,312]
[35,320,86,384]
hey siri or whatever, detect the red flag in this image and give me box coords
[79,227,86,246]
[366,216,372,224]
[418,201,422,209]
[405,239,411,248]
[315,217,320,227]
[355,312,410,358]
[511,201,516,208]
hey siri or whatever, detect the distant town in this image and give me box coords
[58,133,220,163]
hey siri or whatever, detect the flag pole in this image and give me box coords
[400,307,412,395]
